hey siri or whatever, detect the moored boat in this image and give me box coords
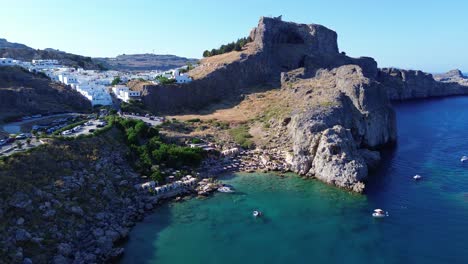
[218,186,234,193]
[372,209,388,218]
[253,210,262,217]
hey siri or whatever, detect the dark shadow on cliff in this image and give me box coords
[364,145,398,196]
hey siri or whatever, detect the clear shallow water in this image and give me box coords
[121,97,468,264]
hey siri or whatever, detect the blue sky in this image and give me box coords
[1,0,467,73]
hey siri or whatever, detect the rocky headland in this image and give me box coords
[379,68,468,100]
[139,17,468,192]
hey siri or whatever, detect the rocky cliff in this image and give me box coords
[141,17,379,113]
[0,67,91,120]
[378,68,468,100]
[140,17,397,192]
[434,69,468,86]
[278,64,395,192]
[141,17,467,192]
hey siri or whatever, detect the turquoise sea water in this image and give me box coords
[121,97,468,264]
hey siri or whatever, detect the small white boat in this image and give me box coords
[461,156,468,163]
[217,186,234,193]
[372,209,388,218]
[253,210,262,217]
[413,174,422,180]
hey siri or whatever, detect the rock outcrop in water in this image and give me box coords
[282,64,395,192]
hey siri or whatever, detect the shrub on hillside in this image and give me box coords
[202,37,252,57]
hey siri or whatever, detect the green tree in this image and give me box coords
[202,37,252,57]
[111,76,122,85]
[16,141,23,149]
[150,168,164,184]
[156,76,176,85]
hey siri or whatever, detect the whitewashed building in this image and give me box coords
[32,59,59,67]
[76,84,112,106]
[155,69,192,84]
[112,85,140,103]
[0,58,15,66]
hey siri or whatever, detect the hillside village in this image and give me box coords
[0,57,193,106]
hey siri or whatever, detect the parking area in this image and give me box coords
[121,113,164,127]
[60,119,108,137]
[0,135,45,157]
[0,113,110,157]
[2,113,81,134]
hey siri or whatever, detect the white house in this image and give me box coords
[175,73,192,84]
[0,58,14,66]
[76,84,113,106]
[32,59,59,67]
[112,85,140,103]
[63,76,78,85]
[155,69,192,84]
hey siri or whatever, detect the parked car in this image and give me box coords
[15,134,27,140]
[62,130,73,136]
[89,129,95,133]
[0,139,6,146]
[6,137,15,144]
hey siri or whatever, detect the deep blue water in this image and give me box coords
[121,96,468,264]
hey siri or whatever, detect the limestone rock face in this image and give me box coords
[310,125,367,192]
[285,65,396,192]
[434,69,464,80]
[249,16,339,55]
[141,17,373,113]
[434,69,468,86]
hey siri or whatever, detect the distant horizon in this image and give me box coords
[1,0,467,73]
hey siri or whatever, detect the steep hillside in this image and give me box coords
[0,129,146,263]
[0,38,30,49]
[94,54,198,71]
[0,67,91,120]
[0,38,105,70]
